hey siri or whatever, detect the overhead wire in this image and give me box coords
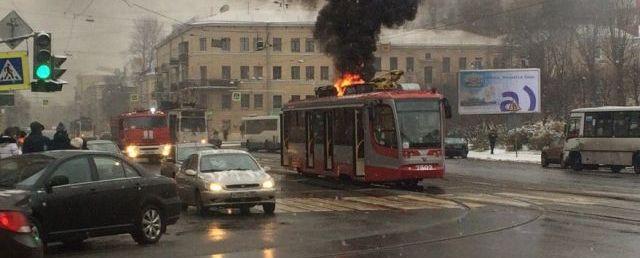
[119,0,185,25]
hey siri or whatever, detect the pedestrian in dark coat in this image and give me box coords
[22,121,51,154]
[488,129,498,155]
[51,122,72,150]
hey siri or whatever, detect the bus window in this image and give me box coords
[246,119,277,134]
[181,117,206,132]
[372,104,397,148]
[567,117,581,138]
[585,112,613,137]
[613,112,630,138]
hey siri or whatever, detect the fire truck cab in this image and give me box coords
[112,109,171,161]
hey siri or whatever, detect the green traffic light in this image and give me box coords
[36,64,51,79]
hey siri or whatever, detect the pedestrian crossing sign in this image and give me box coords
[0,51,29,91]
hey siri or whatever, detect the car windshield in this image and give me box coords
[445,138,466,144]
[123,116,166,129]
[87,142,120,153]
[199,154,260,172]
[177,146,214,162]
[0,155,54,188]
[396,100,442,148]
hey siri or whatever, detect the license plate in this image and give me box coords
[231,192,256,198]
[415,164,435,170]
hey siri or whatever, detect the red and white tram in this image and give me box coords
[281,85,451,185]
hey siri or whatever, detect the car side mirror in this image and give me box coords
[47,175,69,193]
[184,169,197,176]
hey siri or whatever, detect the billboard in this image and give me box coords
[458,69,541,115]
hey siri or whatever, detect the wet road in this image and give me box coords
[46,153,640,258]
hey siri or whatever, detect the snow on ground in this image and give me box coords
[467,148,541,164]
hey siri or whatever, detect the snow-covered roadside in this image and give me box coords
[467,148,541,164]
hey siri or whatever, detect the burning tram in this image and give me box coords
[281,72,452,185]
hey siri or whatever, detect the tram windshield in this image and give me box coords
[396,100,441,148]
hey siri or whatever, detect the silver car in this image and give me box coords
[175,149,276,215]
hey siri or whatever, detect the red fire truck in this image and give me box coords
[112,109,172,161]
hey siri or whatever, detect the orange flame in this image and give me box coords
[334,73,365,96]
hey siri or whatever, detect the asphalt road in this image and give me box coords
[45,153,640,258]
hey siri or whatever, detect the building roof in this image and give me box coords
[190,6,317,26]
[379,29,503,47]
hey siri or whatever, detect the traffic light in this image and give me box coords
[31,32,67,92]
[33,32,51,80]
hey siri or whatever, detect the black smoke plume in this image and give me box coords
[314,0,419,81]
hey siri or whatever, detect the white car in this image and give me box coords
[175,149,276,215]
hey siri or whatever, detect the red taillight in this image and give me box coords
[0,211,31,233]
[402,149,421,158]
[427,149,442,157]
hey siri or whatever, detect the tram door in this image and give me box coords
[306,112,314,169]
[355,109,365,176]
[325,111,333,171]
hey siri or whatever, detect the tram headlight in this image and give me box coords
[126,146,139,158]
[209,183,223,192]
[161,144,172,156]
[262,179,275,189]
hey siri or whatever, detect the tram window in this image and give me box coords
[630,112,640,137]
[288,111,305,143]
[372,105,397,148]
[613,112,630,137]
[334,109,354,146]
[312,112,325,143]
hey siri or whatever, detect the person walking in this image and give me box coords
[0,127,21,158]
[51,122,72,150]
[22,121,51,154]
[488,129,498,155]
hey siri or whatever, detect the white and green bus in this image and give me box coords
[242,115,281,152]
[563,106,640,173]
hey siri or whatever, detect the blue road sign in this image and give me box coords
[0,51,30,91]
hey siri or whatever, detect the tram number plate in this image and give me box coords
[415,164,435,170]
[231,192,256,198]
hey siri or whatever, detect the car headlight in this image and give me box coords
[126,146,138,158]
[162,144,171,156]
[262,180,275,189]
[209,183,223,192]
[200,139,207,144]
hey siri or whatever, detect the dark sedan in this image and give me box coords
[0,194,43,258]
[0,151,181,247]
[445,138,468,158]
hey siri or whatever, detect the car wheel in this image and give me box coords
[195,192,208,216]
[541,154,549,168]
[611,165,624,173]
[263,203,276,215]
[132,205,163,245]
[461,153,468,159]
[240,206,251,215]
[634,155,640,174]
[572,153,583,171]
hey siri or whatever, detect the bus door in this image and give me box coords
[325,111,333,171]
[169,113,178,143]
[355,109,365,177]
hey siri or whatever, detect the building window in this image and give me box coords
[442,57,450,73]
[253,66,263,80]
[273,95,282,109]
[273,66,282,80]
[221,66,231,80]
[459,57,467,70]
[424,66,433,84]
[221,94,231,109]
[291,38,301,52]
[291,95,301,101]
[254,94,263,109]
[241,94,250,109]
[199,66,207,82]
[199,38,207,51]
[474,57,483,69]
[253,37,263,51]
[305,95,315,100]
[240,37,250,52]
[221,38,230,51]
[305,66,315,80]
[374,57,382,71]
[321,66,330,80]
[291,66,301,80]
[390,57,398,70]
[425,53,431,60]
[406,57,414,72]
[240,66,250,80]
[305,38,315,52]
[272,37,282,52]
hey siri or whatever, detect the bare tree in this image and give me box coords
[627,51,640,105]
[602,0,637,105]
[129,17,164,77]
